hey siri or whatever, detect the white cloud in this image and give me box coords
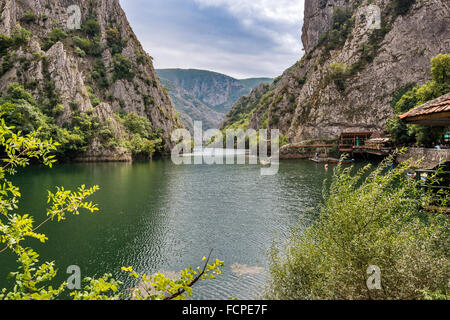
[121,0,305,78]
[193,0,304,58]
[193,0,303,25]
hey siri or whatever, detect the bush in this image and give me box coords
[0,34,12,56]
[48,28,68,43]
[5,82,36,105]
[106,28,126,55]
[121,112,152,137]
[266,156,449,300]
[11,27,31,47]
[72,36,102,56]
[20,10,36,24]
[91,59,109,88]
[431,54,450,85]
[86,86,101,107]
[82,19,101,38]
[328,62,349,91]
[112,54,134,81]
[393,0,416,16]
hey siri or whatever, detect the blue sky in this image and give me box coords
[119,0,305,79]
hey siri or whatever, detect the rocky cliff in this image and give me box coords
[221,0,450,142]
[0,0,182,160]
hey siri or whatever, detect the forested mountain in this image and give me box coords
[157,68,272,117]
[0,0,182,160]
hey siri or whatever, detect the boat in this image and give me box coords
[310,158,322,163]
[260,159,271,166]
[327,158,354,164]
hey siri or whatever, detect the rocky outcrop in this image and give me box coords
[0,0,182,159]
[221,0,450,143]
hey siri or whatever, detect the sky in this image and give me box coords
[119,0,305,79]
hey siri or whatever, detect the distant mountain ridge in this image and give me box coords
[156,69,272,130]
[159,77,223,132]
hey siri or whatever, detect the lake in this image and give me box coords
[0,157,363,300]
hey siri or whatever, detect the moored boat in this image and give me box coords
[327,158,354,164]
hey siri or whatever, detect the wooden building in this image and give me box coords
[399,93,450,126]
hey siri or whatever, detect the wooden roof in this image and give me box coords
[399,93,450,126]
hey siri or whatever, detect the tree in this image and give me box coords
[266,153,449,300]
[387,54,450,147]
[0,118,223,300]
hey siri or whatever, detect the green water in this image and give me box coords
[0,158,358,299]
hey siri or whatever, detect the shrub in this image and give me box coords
[82,19,101,37]
[328,62,349,91]
[393,0,416,16]
[431,54,450,85]
[48,28,68,43]
[20,10,36,24]
[52,104,65,115]
[72,36,102,56]
[86,86,101,107]
[5,82,36,105]
[0,34,12,56]
[91,59,109,88]
[121,112,152,137]
[112,54,134,81]
[266,155,449,300]
[11,27,31,46]
[106,28,126,54]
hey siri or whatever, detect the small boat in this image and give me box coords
[260,159,271,166]
[327,158,354,164]
[310,158,322,163]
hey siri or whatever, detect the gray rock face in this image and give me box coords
[302,0,350,54]
[222,0,450,142]
[0,0,182,159]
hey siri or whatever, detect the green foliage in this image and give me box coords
[72,36,102,57]
[11,28,31,47]
[112,54,134,81]
[327,62,349,91]
[106,28,126,55]
[0,122,223,300]
[115,112,163,157]
[431,54,450,85]
[317,7,354,54]
[20,10,37,24]
[5,82,36,105]
[123,256,224,300]
[122,112,152,137]
[393,0,416,16]
[41,28,68,51]
[0,34,12,56]
[85,86,101,107]
[48,28,68,43]
[387,54,450,146]
[82,20,101,38]
[91,59,109,88]
[266,154,449,300]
